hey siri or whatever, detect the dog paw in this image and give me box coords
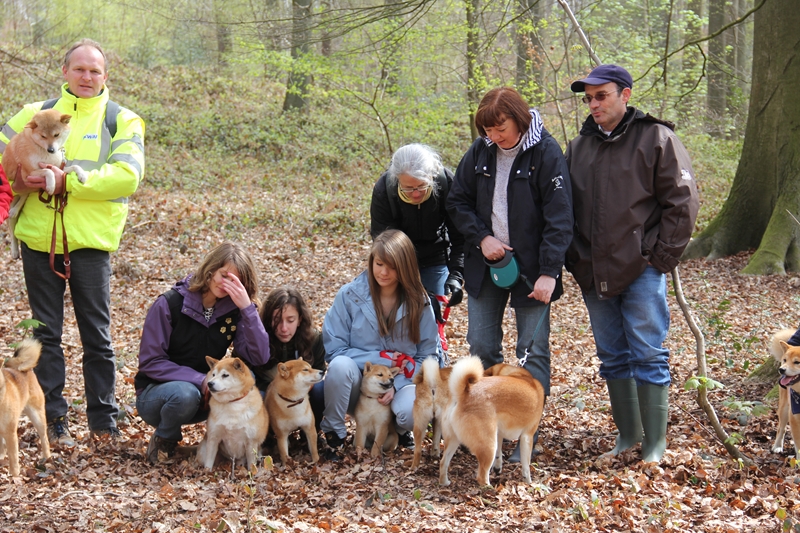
[771,445,784,454]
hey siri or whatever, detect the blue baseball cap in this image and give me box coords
[570,64,633,92]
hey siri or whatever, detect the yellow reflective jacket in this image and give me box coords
[0,84,145,253]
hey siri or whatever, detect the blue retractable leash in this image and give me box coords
[485,251,551,367]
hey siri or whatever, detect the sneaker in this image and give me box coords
[323,431,344,461]
[47,416,76,448]
[91,427,121,439]
[398,431,415,450]
[145,434,178,465]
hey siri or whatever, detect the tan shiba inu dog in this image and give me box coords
[2,109,88,259]
[411,357,452,469]
[197,356,269,470]
[265,360,323,464]
[771,329,800,458]
[0,339,51,477]
[354,362,401,457]
[439,356,544,487]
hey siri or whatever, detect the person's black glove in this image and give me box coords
[444,274,464,307]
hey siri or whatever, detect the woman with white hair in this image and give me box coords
[370,144,465,305]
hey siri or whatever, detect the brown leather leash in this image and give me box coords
[38,161,71,280]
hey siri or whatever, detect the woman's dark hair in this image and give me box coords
[259,286,316,363]
[475,87,532,138]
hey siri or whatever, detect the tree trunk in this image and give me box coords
[683,0,800,274]
[283,0,313,111]
[466,0,480,140]
[706,0,729,136]
[515,0,545,96]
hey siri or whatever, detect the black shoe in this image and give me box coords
[508,430,539,464]
[145,434,178,465]
[398,431,415,450]
[47,416,76,447]
[323,431,344,461]
[91,427,121,439]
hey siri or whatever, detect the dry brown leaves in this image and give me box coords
[1,183,799,533]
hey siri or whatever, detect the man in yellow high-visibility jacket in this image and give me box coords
[0,39,145,447]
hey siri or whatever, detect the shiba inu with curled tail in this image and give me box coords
[0,339,51,477]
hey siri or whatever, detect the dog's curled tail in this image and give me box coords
[771,329,795,361]
[449,356,483,399]
[414,356,442,388]
[5,338,42,372]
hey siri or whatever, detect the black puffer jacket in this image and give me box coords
[370,168,464,276]
[447,111,573,307]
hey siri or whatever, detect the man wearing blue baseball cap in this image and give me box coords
[565,64,699,463]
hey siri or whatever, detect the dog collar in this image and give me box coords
[228,387,254,403]
[278,393,305,408]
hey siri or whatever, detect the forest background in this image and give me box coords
[1,0,799,532]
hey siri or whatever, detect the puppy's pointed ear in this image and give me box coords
[364,361,372,373]
[278,362,289,378]
[61,114,72,125]
[781,341,792,353]
[232,358,243,370]
[390,366,402,377]
[25,117,38,130]
[206,356,219,369]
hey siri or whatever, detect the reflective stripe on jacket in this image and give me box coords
[0,84,145,253]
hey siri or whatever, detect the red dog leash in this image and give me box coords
[38,160,71,280]
[380,350,416,378]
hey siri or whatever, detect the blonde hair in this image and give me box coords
[368,230,428,343]
[188,242,259,301]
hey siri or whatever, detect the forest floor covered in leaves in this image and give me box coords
[0,181,799,533]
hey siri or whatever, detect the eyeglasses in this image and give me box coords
[399,185,431,194]
[581,89,621,104]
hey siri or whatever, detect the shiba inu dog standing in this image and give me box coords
[411,357,452,469]
[265,360,323,464]
[197,356,269,470]
[0,339,51,477]
[771,329,800,458]
[439,356,544,487]
[354,362,401,457]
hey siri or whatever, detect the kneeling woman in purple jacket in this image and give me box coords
[134,242,270,464]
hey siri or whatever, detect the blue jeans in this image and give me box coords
[419,265,449,296]
[22,244,119,430]
[582,265,671,387]
[136,382,208,442]
[466,273,551,395]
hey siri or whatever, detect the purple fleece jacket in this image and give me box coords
[135,275,270,394]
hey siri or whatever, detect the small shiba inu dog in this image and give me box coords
[197,356,269,470]
[1,109,88,259]
[771,329,800,458]
[0,339,51,477]
[411,357,452,469]
[354,362,401,457]
[265,360,323,464]
[439,356,545,487]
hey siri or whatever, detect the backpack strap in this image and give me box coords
[39,98,120,138]
[162,289,185,328]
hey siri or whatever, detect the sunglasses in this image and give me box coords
[581,89,622,104]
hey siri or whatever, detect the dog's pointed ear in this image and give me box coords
[25,117,38,130]
[278,362,289,378]
[781,341,792,353]
[390,366,402,377]
[364,361,372,373]
[206,356,219,369]
[232,358,243,370]
[61,114,72,125]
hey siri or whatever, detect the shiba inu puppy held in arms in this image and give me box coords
[265,360,323,464]
[771,329,800,458]
[354,362,401,457]
[0,339,51,477]
[440,356,545,487]
[197,356,269,470]
[1,109,87,259]
[411,357,452,469]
